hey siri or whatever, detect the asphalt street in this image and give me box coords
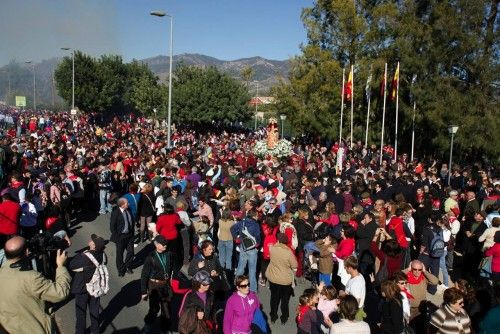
[54,211,443,334]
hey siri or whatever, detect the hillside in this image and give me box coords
[0,53,290,107]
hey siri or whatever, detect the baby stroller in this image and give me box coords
[303,241,320,285]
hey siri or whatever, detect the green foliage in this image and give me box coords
[276,0,499,158]
[55,52,160,115]
[129,74,165,116]
[171,65,251,124]
[240,66,254,88]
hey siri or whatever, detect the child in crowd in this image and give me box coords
[315,234,337,285]
[297,288,332,334]
[317,282,339,331]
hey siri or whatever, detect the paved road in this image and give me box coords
[54,211,443,333]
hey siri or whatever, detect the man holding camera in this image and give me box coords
[0,236,71,334]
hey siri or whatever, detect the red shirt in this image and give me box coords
[335,238,355,259]
[0,200,21,235]
[485,243,500,274]
[387,216,409,249]
[156,213,182,240]
[370,241,404,276]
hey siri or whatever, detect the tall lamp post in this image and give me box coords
[280,114,286,138]
[447,125,459,185]
[61,47,75,112]
[151,10,173,148]
[25,61,36,112]
[253,81,259,130]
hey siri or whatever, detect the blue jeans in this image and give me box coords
[440,250,449,286]
[319,273,332,285]
[236,248,258,292]
[218,240,233,270]
[99,189,112,213]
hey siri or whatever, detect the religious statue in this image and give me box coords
[266,118,279,149]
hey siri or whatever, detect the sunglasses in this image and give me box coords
[412,268,423,272]
[201,282,210,286]
[398,281,408,285]
[238,284,249,288]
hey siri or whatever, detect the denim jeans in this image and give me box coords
[439,250,449,286]
[99,189,112,213]
[218,240,234,270]
[319,273,332,285]
[236,248,258,292]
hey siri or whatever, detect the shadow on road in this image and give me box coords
[130,243,154,270]
[99,279,142,333]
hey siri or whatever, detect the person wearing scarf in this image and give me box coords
[403,260,439,319]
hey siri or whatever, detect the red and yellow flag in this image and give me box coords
[344,68,353,101]
[390,63,399,101]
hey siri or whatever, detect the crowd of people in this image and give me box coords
[0,105,499,334]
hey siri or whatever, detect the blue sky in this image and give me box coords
[0,0,313,66]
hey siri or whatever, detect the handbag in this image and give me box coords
[479,256,492,278]
[401,318,415,334]
[375,256,389,285]
[240,220,257,251]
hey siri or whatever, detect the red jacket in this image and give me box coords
[0,200,21,235]
[387,216,409,249]
[156,213,182,240]
[485,243,500,274]
[261,224,278,260]
[335,238,355,259]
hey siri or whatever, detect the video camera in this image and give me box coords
[26,232,69,256]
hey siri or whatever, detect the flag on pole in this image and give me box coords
[379,74,385,98]
[390,63,399,101]
[409,74,417,102]
[344,68,353,101]
[365,71,372,101]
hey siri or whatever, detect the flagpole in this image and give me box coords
[340,68,345,144]
[380,63,387,165]
[350,64,354,149]
[365,69,372,147]
[394,62,400,160]
[411,101,416,162]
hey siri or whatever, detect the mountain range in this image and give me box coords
[141,53,289,93]
[0,53,290,107]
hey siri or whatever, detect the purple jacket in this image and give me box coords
[186,172,201,189]
[223,291,260,334]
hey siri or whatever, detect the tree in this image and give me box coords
[240,66,254,88]
[274,0,499,158]
[55,52,161,115]
[172,65,251,124]
[129,75,165,116]
[55,51,99,112]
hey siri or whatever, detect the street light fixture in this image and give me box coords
[25,61,36,112]
[151,10,173,148]
[61,47,75,113]
[280,114,287,138]
[447,125,459,185]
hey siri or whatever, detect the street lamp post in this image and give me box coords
[61,48,75,112]
[447,125,459,185]
[280,114,286,138]
[254,81,259,130]
[151,10,173,148]
[25,61,36,112]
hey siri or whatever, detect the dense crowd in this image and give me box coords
[0,106,499,334]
